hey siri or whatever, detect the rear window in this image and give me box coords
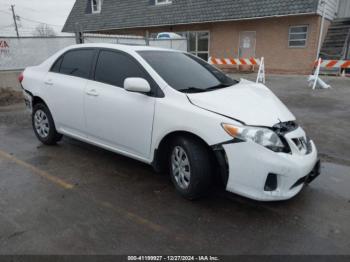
[59,49,95,79]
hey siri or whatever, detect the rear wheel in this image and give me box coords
[32,103,62,145]
[169,136,213,200]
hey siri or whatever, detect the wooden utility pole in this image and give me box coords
[11,5,20,38]
[74,22,84,44]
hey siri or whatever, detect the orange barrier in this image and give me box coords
[209,57,261,66]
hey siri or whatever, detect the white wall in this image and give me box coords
[84,35,147,45]
[317,0,339,20]
[149,39,187,52]
[0,37,76,71]
[337,0,350,18]
[84,35,188,52]
[0,36,188,71]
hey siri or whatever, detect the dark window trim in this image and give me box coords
[49,48,98,80]
[93,48,164,98]
[50,56,63,73]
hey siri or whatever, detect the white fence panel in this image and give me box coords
[149,38,187,52]
[0,35,188,71]
[84,34,147,45]
[0,37,76,71]
[84,34,188,51]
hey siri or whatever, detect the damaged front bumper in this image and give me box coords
[213,127,320,201]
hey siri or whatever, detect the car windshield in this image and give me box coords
[137,51,238,93]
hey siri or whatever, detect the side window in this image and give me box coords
[155,0,172,5]
[59,49,95,79]
[91,0,102,13]
[50,57,63,73]
[95,50,149,88]
[288,25,308,48]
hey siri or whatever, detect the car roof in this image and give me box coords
[67,43,179,53]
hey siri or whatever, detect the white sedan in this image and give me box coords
[20,44,320,201]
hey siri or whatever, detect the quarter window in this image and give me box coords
[59,49,95,79]
[289,26,308,48]
[51,57,63,73]
[95,50,149,88]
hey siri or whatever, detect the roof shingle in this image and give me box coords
[62,0,320,33]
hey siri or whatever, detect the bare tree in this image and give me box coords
[33,23,56,37]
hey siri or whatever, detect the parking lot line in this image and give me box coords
[0,149,192,242]
[0,149,74,189]
[99,201,166,233]
[89,200,193,243]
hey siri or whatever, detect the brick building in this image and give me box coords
[62,0,343,74]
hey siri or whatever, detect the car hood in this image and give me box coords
[187,79,295,127]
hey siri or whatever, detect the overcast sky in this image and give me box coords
[0,0,75,36]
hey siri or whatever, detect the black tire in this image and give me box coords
[168,136,213,200]
[32,103,62,145]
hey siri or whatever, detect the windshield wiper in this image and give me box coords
[206,82,235,91]
[178,87,207,93]
[179,81,238,93]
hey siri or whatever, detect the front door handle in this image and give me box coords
[86,89,99,97]
[44,80,53,86]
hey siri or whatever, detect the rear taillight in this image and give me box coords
[18,72,24,83]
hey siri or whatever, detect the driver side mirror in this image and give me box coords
[124,78,151,94]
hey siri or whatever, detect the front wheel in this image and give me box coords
[32,103,62,145]
[169,137,213,200]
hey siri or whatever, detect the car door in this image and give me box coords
[43,48,96,137]
[84,49,156,160]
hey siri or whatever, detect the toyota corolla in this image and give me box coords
[20,44,320,201]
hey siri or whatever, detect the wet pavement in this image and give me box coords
[0,75,350,254]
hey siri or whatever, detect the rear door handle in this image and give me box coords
[86,89,99,97]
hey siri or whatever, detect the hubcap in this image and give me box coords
[34,110,50,138]
[171,146,191,189]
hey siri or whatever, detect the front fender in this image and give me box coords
[151,96,238,161]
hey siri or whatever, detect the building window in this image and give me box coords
[91,0,102,13]
[155,0,172,5]
[289,25,308,48]
[188,31,210,61]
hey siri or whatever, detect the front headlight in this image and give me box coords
[222,123,287,152]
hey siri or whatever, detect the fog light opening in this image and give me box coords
[264,173,278,192]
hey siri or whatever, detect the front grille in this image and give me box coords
[292,137,312,154]
[306,138,312,154]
